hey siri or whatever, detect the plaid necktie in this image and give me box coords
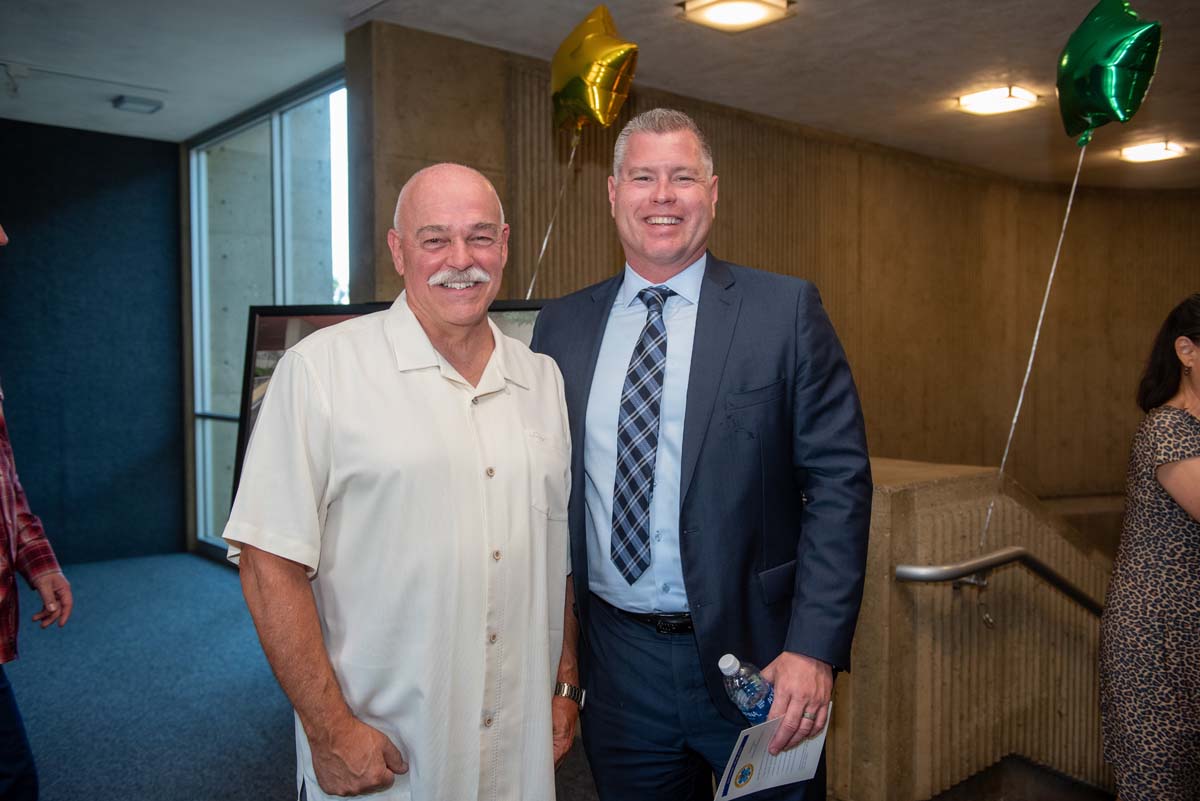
[610,285,675,584]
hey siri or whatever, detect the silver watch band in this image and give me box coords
[553,681,586,709]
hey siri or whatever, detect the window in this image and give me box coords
[189,78,348,550]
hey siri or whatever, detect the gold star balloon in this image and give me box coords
[551,5,638,130]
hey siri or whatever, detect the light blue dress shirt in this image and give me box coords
[584,255,705,613]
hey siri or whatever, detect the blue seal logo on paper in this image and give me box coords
[735,763,754,787]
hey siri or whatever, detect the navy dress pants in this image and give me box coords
[580,597,824,801]
[0,666,38,801]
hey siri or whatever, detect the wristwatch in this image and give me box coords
[553,681,586,709]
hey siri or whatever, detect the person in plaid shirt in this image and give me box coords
[0,222,74,800]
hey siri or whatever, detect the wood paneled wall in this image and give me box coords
[349,22,1200,500]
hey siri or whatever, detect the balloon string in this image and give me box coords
[525,128,583,300]
[979,144,1088,550]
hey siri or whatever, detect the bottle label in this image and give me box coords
[740,686,774,724]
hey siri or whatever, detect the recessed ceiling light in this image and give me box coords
[680,0,792,33]
[112,95,163,114]
[1119,142,1185,163]
[957,86,1038,115]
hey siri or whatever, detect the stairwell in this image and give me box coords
[825,458,1114,800]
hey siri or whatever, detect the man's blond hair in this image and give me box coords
[612,108,713,178]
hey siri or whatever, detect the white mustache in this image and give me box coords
[427,266,492,286]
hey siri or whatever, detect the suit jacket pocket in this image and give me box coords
[757,559,797,606]
[726,378,785,411]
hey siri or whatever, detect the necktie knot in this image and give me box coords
[638,285,674,316]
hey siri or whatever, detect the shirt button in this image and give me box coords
[488,632,498,644]
[483,716,494,727]
[471,397,479,405]
[485,467,495,478]
[655,532,663,542]
[492,550,502,561]
[662,583,670,593]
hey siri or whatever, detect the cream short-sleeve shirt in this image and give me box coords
[224,293,570,801]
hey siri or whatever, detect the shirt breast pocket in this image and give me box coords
[526,429,570,577]
[525,429,570,520]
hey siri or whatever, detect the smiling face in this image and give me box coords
[608,129,718,282]
[387,165,508,339]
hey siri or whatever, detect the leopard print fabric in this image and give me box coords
[1100,405,1200,800]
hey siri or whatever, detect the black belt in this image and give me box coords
[593,593,693,635]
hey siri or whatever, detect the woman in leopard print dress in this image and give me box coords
[1100,293,1200,801]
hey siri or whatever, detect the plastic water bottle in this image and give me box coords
[719,654,775,724]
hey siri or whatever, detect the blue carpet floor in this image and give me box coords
[7,553,597,801]
[9,554,294,800]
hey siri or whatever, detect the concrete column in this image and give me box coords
[345,22,511,302]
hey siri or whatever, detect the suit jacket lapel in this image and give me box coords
[680,254,740,503]
[564,274,620,618]
[565,276,622,432]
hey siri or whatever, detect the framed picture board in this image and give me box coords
[231,299,543,500]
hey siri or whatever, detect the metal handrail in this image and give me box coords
[894,545,1104,617]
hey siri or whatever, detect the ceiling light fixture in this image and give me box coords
[1119,141,1185,163]
[680,0,793,33]
[112,94,163,114]
[957,86,1038,115]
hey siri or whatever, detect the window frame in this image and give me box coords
[184,67,345,562]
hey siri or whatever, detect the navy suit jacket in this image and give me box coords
[530,254,872,723]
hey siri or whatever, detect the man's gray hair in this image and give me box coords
[612,108,714,179]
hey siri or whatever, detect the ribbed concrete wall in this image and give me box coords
[349,22,1200,501]
[506,61,623,301]
[350,21,1200,501]
[500,58,1199,501]
[827,459,1113,800]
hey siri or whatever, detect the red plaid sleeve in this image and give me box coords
[0,392,62,587]
[11,475,61,586]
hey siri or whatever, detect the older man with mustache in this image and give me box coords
[225,164,574,801]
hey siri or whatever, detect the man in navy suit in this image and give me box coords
[530,108,872,800]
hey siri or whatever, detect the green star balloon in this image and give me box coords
[1056,0,1162,146]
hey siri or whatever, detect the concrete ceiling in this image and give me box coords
[1,0,1196,188]
[0,0,346,143]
